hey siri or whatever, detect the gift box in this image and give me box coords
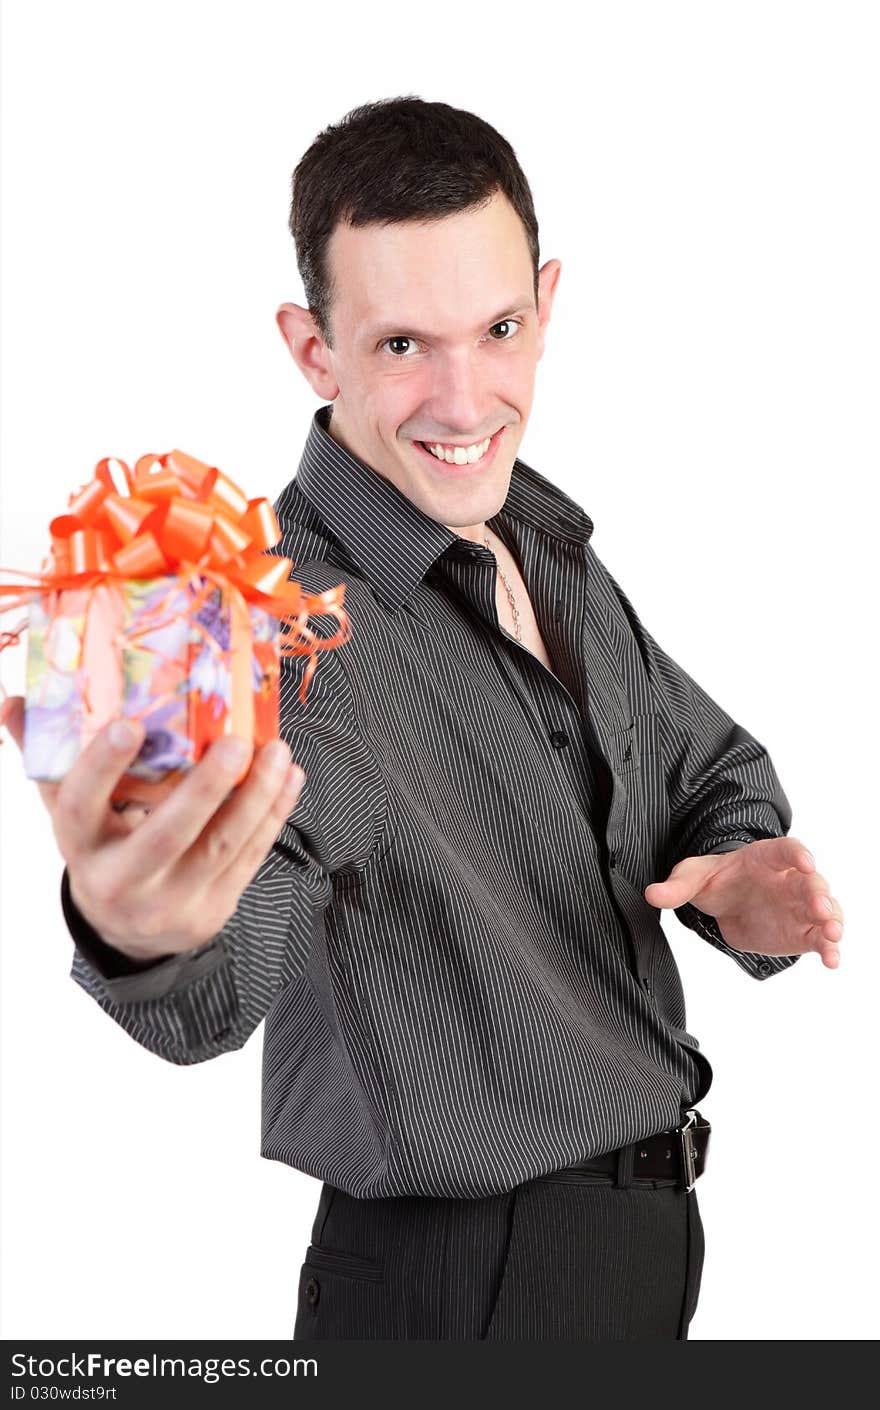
[23,575,281,802]
[1,449,350,805]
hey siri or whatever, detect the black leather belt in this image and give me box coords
[562,1109,711,1191]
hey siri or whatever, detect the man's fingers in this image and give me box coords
[0,693,24,749]
[171,739,301,887]
[126,735,292,884]
[2,693,138,823]
[206,762,306,906]
[805,923,842,968]
[791,871,844,935]
[107,798,157,838]
[806,881,844,927]
[109,764,304,958]
[51,716,147,858]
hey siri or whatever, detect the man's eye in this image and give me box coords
[379,319,524,357]
[487,319,523,341]
[382,336,419,357]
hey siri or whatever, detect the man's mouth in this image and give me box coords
[411,425,506,475]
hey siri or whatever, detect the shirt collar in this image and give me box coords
[291,403,594,613]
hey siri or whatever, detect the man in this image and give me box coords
[2,96,843,1340]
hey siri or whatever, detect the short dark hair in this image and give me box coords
[287,95,541,349]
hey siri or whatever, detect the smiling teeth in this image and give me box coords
[425,436,492,464]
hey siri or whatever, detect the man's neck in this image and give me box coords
[447,521,488,546]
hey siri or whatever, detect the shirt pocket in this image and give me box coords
[605,712,671,885]
[608,710,663,771]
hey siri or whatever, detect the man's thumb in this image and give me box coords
[644,856,711,910]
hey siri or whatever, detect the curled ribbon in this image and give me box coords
[0,449,351,709]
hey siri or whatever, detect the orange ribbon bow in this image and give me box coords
[0,449,351,706]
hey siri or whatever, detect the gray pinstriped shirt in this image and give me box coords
[62,403,799,1199]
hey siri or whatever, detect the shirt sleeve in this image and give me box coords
[598,562,801,982]
[65,640,390,1062]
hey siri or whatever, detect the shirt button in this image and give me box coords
[609,852,617,868]
[553,598,564,622]
[549,730,569,748]
[304,1276,320,1306]
[757,960,773,976]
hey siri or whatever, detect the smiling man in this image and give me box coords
[7,95,843,1343]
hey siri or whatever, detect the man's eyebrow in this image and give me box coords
[363,301,535,343]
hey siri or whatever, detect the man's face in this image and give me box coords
[277,190,561,539]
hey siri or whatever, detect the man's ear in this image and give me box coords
[275,302,339,400]
[535,258,562,361]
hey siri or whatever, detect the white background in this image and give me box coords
[1,0,877,1342]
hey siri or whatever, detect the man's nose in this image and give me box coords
[425,351,494,439]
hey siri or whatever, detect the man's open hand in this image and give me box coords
[644,837,844,969]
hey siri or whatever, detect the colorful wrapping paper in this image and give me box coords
[1,449,350,803]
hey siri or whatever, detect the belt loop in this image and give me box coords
[613,1141,635,1189]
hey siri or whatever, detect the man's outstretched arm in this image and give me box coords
[591,552,843,977]
[4,633,389,1064]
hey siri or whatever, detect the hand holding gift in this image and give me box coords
[1,695,306,961]
[0,448,351,962]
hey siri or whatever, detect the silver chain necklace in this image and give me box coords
[483,533,522,643]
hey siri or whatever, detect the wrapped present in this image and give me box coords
[1,449,350,805]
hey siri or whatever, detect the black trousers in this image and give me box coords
[293,1153,706,1341]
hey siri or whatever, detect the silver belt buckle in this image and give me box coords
[678,1109,698,1192]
